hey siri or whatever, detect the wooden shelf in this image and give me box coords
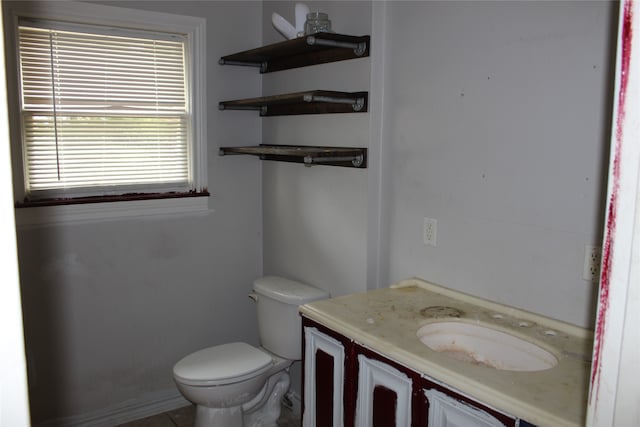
[218,34,369,169]
[219,90,368,116]
[219,33,370,73]
[219,144,367,168]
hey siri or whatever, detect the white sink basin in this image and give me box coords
[417,321,558,371]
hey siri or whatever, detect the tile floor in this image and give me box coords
[115,403,301,427]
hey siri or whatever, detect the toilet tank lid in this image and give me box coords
[254,276,330,304]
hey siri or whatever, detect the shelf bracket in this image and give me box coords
[218,59,265,69]
[304,153,365,167]
[219,145,367,168]
[302,94,366,112]
[352,97,366,112]
[306,35,368,56]
[218,104,268,115]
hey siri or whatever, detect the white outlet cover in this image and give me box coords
[583,245,602,282]
[423,217,438,247]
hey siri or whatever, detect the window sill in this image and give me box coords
[14,192,211,227]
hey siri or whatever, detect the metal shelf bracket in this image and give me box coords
[302,94,366,111]
[306,35,368,56]
[219,145,367,169]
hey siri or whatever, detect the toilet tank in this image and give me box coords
[253,276,330,360]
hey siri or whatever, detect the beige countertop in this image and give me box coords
[299,278,593,427]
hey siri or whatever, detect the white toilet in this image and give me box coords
[173,276,330,427]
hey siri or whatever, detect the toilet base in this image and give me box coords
[191,369,291,427]
[195,405,243,427]
[243,370,290,427]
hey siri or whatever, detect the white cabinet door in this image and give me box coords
[303,326,345,427]
[355,354,412,427]
[425,388,506,427]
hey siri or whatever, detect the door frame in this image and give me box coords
[586,0,640,425]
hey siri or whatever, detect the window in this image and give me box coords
[4,2,207,223]
[19,22,191,197]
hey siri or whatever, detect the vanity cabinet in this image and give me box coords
[302,317,526,427]
[421,381,513,427]
[355,352,412,427]
[303,322,349,427]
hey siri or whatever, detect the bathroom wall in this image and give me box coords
[378,1,616,329]
[262,1,615,331]
[261,0,372,401]
[7,1,264,424]
[261,1,372,299]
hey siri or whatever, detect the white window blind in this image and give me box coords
[18,21,191,198]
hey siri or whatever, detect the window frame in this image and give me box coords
[3,1,208,225]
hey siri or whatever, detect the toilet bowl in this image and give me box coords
[174,342,292,427]
[173,276,330,427]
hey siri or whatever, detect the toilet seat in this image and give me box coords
[173,342,272,386]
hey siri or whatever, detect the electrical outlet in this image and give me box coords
[423,217,437,247]
[583,245,602,282]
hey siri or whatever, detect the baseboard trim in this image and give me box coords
[36,389,190,427]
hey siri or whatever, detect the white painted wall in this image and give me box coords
[6,1,264,424]
[260,1,614,400]
[261,1,372,299]
[379,1,616,328]
[261,0,372,400]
